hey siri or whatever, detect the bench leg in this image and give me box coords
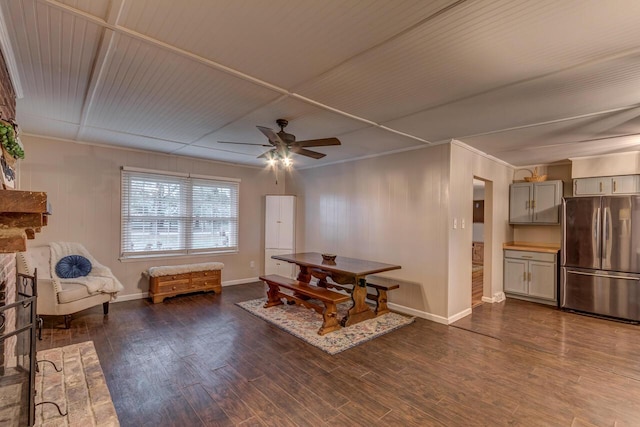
[103,302,109,315]
[263,283,284,308]
[374,289,390,316]
[318,302,341,335]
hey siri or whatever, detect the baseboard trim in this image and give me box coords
[113,292,148,302]
[111,278,260,302]
[387,303,449,325]
[223,277,259,287]
[388,303,473,325]
[482,291,506,304]
[447,308,472,324]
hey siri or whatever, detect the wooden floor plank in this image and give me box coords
[36,282,640,426]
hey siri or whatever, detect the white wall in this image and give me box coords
[288,141,513,323]
[571,151,640,178]
[18,135,283,299]
[448,141,513,319]
[287,144,451,321]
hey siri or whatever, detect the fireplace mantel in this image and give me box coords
[0,190,48,253]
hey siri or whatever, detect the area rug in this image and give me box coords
[35,341,119,427]
[237,298,414,355]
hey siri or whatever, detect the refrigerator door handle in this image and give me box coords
[568,270,640,281]
[603,206,612,270]
[595,207,601,262]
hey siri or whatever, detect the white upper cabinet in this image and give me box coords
[612,175,640,194]
[509,180,563,224]
[265,195,295,249]
[573,175,640,196]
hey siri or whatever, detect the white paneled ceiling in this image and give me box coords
[1,0,640,168]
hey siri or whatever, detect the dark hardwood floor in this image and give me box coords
[37,283,640,426]
[472,264,483,308]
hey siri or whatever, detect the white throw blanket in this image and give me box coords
[50,242,124,297]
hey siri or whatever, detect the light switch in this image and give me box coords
[453,218,457,229]
[461,219,465,229]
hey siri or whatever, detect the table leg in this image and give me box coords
[293,265,312,301]
[296,265,311,283]
[341,278,375,326]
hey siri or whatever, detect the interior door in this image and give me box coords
[563,197,601,269]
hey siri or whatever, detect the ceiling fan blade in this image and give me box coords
[256,126,284,145]
[218,141,272,147]
[295,137,341,147]
[290,147,326,159]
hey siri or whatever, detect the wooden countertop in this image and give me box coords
[503,241,560,253]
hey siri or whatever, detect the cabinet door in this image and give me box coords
[265,195,296,249]
[265,196,280,248]
[574,177,609,196]
[611,175,639,194]
[509,184,532,223]
[533,181,562,223]
[265,249,295,278]
[528,261,556,300]
[504,258,528,294]
[278,196,295,249]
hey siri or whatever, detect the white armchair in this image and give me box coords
[17,244,121,328]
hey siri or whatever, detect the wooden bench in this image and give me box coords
[366,282,400,316]
[147,262,224,303]
[259,274,350,335]
[308,267,400,317]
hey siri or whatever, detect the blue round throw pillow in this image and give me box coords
[55,255,92,279]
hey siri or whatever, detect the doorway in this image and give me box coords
[472,179,485,307]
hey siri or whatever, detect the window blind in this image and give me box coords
[121,169,239,258]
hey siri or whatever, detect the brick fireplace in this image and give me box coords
[1,43,18,378]
[0,43,42,426]
[0,254,16,373]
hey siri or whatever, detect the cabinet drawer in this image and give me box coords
[192,277,220,288]
[156,273,191,284]
[191,270,221,280]
[504,250,555,263]
[157,281,192,294]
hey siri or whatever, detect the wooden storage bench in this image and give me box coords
[147,262,224,303]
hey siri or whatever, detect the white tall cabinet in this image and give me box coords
[264,195,296,278]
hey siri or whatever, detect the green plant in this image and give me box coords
[0,120,24,159]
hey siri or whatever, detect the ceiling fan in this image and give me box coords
[218,119,341,160]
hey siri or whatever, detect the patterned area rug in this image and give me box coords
[237,298,414,355]
[36,341,119,427]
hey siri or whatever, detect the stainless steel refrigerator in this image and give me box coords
[561,196,640,321]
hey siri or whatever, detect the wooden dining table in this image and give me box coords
[271,252,401,326]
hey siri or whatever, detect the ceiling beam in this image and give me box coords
[76,0,126,141]
[39,0,432,146]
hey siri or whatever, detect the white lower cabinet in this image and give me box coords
[265,249,296,278]
[504,249,558,305]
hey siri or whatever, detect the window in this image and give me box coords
[121,167,239,258]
